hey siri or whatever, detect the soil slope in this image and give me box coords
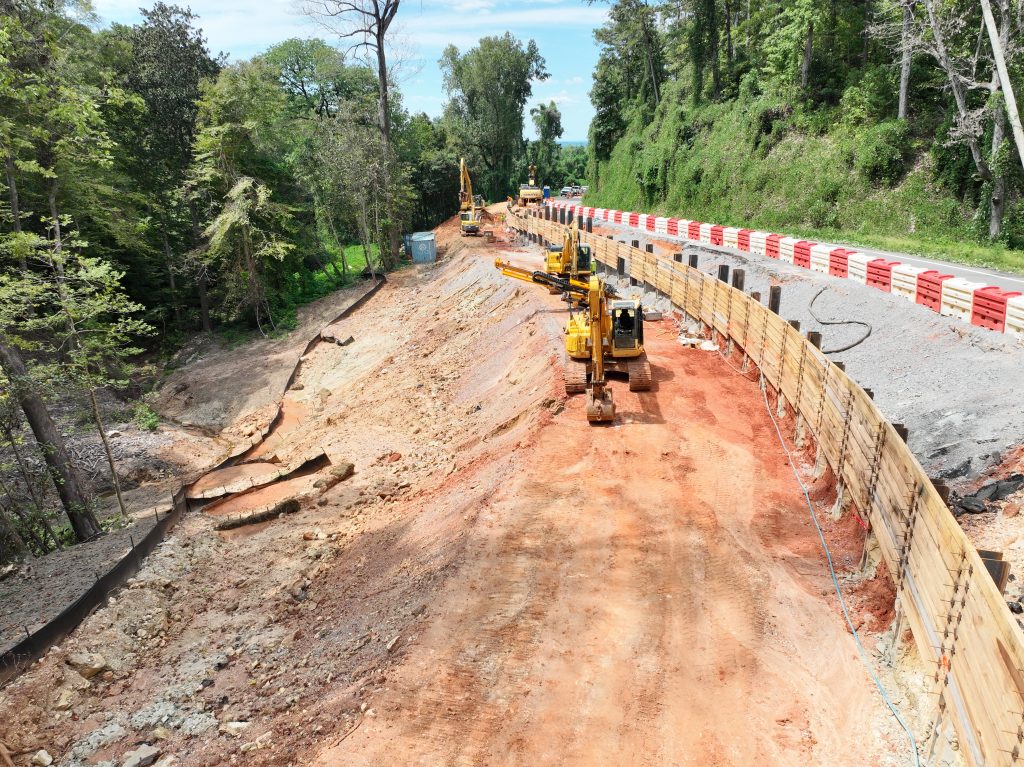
[0,215,907,766]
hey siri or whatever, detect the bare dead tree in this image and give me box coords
[300,0,403,268]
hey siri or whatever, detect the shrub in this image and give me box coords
[855,120,909,186]
[133,403,159,431]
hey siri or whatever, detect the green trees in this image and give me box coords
[587,0,1024,247]
[0,2,442,557]
[530,102,563,184]
[440,33,548,200]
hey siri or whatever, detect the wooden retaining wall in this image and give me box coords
[508,209,1024,766]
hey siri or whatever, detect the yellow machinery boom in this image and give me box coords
[494,259,652,422]
[459,158,484,236]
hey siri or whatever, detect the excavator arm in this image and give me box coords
[459,158,473,212]
[494,259,593,298]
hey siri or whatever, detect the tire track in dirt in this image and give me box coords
[314,302,897,765]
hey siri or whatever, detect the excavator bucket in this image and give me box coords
[586,387,615,423]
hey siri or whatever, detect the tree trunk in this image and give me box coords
[89,388,127,520]
[981,0,1024,172]
[0,499,29,561]
[708,0,721,99]
[189,201,213,332]
[924,0,994,181]
[801,21,814,89]
[3,425,47,531]
[197,269,212,332]
[898,2,913,120]
[863,0,871,65]
[4,155,26,270]
[374,28,401,269]
[725,0,734,64]
[161,230,183,327]
[0,337,98,541]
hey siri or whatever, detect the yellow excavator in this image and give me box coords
[459,158,485,236]
[545,218,592,286]
[517,163,543,207]
[494,260,652,422]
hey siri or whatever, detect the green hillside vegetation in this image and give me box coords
[585,0,1024,272]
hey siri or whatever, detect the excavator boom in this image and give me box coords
[494,259,592,298]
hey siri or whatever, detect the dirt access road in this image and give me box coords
[0,213,910,766]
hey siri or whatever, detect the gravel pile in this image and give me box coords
[596,223,1024,481]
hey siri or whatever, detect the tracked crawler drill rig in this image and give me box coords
[494,260,652,423]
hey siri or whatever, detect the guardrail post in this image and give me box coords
[741,291,762,372]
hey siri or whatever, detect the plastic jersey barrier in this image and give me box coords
[971,286,1021,332]
[847,252,878,284]
[810,243,832,274]
[916,271,953,311]
[737,229,752,252]
[750,231,768,255]
[766,233,782,259]
[667,218,680,236]
[699,222,713,244]
[710,224,725,246]
[628,212,639,227]
[724,227,741,249]
[829,248,855,277]
[890,264,929,302]
[940,277,987,322]
[794,240,814,269]
[779,236,799,263]
[1006,295,1024,337]
[688,221,702,240]
[866,260,900,292]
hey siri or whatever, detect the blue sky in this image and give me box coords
[90,0,605,141]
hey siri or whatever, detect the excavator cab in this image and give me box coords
[611,301,643,350]
[576,244,592,275]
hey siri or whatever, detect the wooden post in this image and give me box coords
[717,264,730,283]
[731,268,745,291]
[673,252,683,263]
[688,253,699,268]
[768,285,782,315]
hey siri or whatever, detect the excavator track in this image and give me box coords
[563,358,588,395]
[627,356,653,392]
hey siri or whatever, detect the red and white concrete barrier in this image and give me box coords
[544,201,1021,338]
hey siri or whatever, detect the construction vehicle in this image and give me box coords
[545,218,592,285]
[494,260,652,422]
[459,158,485,236]
[517,163,543,207]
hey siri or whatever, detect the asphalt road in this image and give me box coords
[553,197,1024,294]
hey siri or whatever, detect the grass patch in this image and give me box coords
[586,84,1024,273]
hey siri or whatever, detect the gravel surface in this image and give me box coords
[590,221,1024,482]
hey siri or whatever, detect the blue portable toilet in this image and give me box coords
[409,232,437,263]
[543,185,551,199]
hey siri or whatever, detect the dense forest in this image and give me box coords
[0,0,587,559]
[585,0,1024,266]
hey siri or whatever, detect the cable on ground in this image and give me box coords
[755,368,921,767]
[808,287,872,353]
[700,331,919,764]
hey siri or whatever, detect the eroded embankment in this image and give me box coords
[0,219,909,766]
